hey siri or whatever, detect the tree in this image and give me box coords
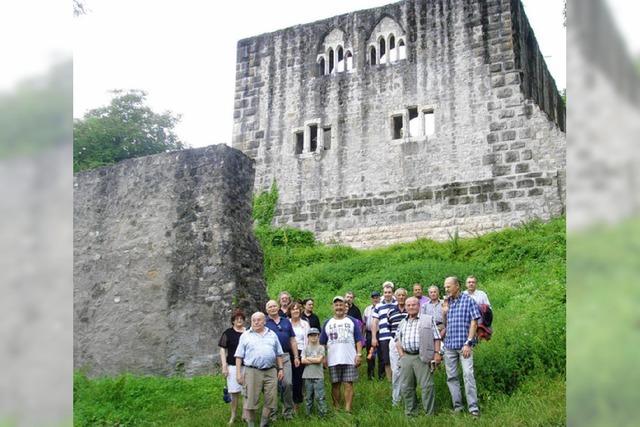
[74,90,185,172]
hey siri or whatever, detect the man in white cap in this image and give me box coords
[320,296,363,413]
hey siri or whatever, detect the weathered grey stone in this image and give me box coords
[74,145,266,377]
[232,0,565,247]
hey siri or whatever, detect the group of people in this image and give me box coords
[218,276,491,426]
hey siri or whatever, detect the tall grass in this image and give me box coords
[74,217,566,426]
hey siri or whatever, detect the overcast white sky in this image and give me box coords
[70,0,631,149]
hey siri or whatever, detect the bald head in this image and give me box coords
[265,299,279,318]
[250,311,266,332]
[405,296,420,317]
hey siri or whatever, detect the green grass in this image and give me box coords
[74,217,566,426]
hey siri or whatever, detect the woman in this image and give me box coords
[289,301,310,411]
[301,298,321,330]
[218,309,246,425]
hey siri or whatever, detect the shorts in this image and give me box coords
[328,364,359,383]
[378,339,391,365]
[226,365,243,394]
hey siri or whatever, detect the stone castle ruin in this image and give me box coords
[233,0,566,247]
[74,146,266,376]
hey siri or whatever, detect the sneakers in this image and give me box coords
[470,411,480,418]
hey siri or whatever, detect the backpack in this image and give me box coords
[477,304,493,341]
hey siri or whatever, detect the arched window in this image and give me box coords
[337,46,344,72]
[318,57,326,76]
[379,37,386,64]
[389,34,396,63]
[345,50,353,71]
[328,48,335,73]
[398,39,406,60]
[370,46,377,65]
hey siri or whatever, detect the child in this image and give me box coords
[301,328,328,417]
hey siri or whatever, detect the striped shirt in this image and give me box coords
[395,315,441,353]
[372,298,397,341]
[387,306,408,338]
[444,293,481,350]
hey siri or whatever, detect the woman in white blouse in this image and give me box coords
[289,301,310,412]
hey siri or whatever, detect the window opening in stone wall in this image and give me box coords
[345,51,353,71]
[392,115,403,139]
[295,131,304,154]
[309,124,318,152]
[370,46,377,65]
[318,57,326,76]
[423,109,435,136]
[328,48,335,73]
[379,37,386,63]
[398,39,406,60]
[408,107,420,136]
[323,126,332,150]
[337,46,344,72]
[389,34,396,63]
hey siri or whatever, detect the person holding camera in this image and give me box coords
[395,297,442,417]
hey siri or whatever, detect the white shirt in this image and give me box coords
[464,289,491,307]
[291,319,310,352]
[363,304,375,331]
[322,317,359,366]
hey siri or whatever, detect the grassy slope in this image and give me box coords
[74,217,566,426]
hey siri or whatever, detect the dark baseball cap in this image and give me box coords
[370,291,381,297]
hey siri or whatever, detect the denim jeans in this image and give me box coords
[444,348,479,413]
[304,378,327,416]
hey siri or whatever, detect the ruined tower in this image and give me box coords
[232,0,565,247]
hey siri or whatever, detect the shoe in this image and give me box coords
[470,411,480,418]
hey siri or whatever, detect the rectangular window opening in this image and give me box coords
[392,115,403,140]
[309,124,318,152]
[408,107,420,137]
[323,126,332,150]
[295,131,304,154]
[423,109,435,136]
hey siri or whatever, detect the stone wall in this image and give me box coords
[74,145,266,377]
[232,0,565,246]
[567,0,640,229]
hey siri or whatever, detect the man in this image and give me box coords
[442,276,481,417]
[371,282,397,380]
[463,276,491,307]
[320,296,363,412]
[344,291,362,321]
[264,300,300,420]
[421,285,445,336]
[235,312,285,427]
[395,297,442,416]
[387,288,408,406]
[363,291,383,380]
[412,283,429,307]
[278,291,292,317]
[301,298,321,330]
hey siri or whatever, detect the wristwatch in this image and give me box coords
[438,349,444,356]
[464,339,473,347]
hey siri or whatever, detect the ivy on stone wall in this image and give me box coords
[252,181,315,249]
[252,181,279,227]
